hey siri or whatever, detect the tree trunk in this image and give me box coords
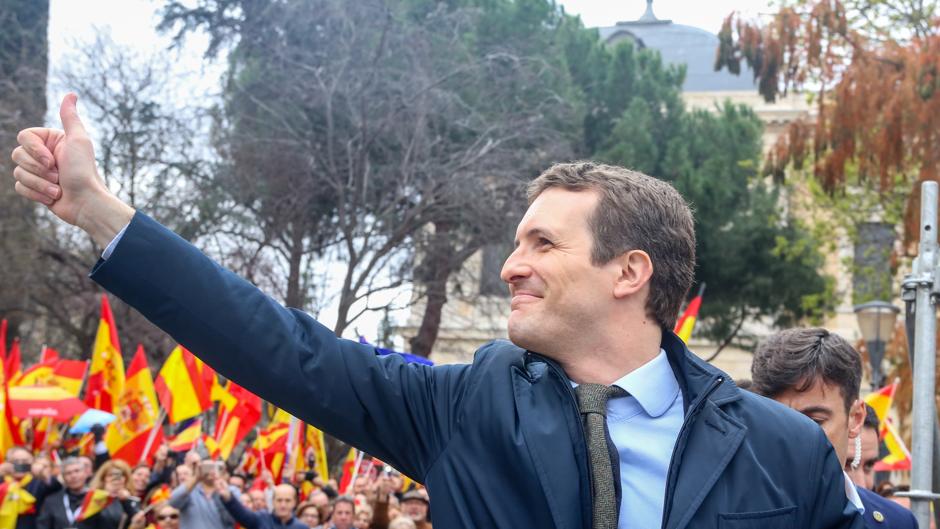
[285,222,305,309]
[0,0,48,343]
[409,222,455,358]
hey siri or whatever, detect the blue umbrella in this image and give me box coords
[69,409,116,434]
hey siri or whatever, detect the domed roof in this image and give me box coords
[596,2,756,92]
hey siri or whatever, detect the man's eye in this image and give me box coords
[537,237,553,247]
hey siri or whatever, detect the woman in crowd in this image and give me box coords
[84,460,140,529]
[129,503,181,529]
[296,501,321,528]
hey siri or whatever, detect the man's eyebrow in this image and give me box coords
[798,405,833,416]
[514,227,556,246]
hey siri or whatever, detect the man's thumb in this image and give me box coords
[59,93,88,136]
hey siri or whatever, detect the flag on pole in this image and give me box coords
[168,420,203,452]
[15,354,87,396]
[4,341,21,387]
[250,423,289,481]
[306,425,329,482]
[875,418,912,471]
[0,320,7,367]
[0,380,23,462]
[84,296,125,412]
[339,448,360,494]
[213,381,261,460]
[75,489,114,521]
[863,383,897,423]
[106,345,162,464]
[154,346,211,424]
[674,284,705,343]
[863,382,912,471]
[202,434,220,459]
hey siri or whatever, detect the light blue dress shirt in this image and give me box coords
[575,349,684,529]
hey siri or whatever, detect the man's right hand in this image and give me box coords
[214,478,232,501]
[10,93,135,247]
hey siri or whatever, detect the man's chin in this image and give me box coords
[507,319,544,352]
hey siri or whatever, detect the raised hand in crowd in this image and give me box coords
[214,477,233,502]
[127,511,147,529]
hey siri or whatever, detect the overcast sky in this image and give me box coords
[49,0,774,69]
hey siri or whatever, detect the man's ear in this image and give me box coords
[613,250,654,299]
[847,399,866,439]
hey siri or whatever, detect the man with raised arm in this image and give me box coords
[9,94,862,529]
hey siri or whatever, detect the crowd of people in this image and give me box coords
[0,441,432,529]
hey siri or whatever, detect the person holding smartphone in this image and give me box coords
[168,459,238,529]
[3,447,62,529]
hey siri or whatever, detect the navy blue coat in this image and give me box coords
[220,497,307,529]
[91,213,863,529]
[858,487,918,528]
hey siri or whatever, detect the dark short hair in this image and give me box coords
[528,162,696,330]
[751,328,862,412]
[334,495,356,512]
[863,403,880,435]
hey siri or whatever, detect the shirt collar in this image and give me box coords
[843,472,865,515]
[610,349,679,418]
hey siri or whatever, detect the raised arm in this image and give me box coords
[10,94,472,482]
[215,479,261,529]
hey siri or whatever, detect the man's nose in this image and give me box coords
[500,247,531,285]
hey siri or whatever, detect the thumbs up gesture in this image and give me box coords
[10,93,134,246]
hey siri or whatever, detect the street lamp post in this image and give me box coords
[853,300,900,391]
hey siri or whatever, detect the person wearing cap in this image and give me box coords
[398,491,429,529]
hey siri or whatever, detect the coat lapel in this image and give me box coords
[511,361,591,529]
[664,401,746,529]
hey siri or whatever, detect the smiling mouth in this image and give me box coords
[510,293,541,309]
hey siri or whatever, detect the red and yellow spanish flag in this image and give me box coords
[148,484,171,505]
[75,489,114,521]
[4,341,21,388]
[0,320,7,368]
[0,476,36,529]
[0,382,23,462]
[864,383,897,424]
[15,352,87,397]
[168,419,203,452]
[106,345,163,464]
[306,425,329,482]
[864,382,912,471]
[339,447,359,494]
[213,381,261,460]
[84,296,125,412]
[674,284,705,343]
[154,346,211,424]
[202,434,220,459]
[252,422,290,481]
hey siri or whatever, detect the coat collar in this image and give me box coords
[516,330,746,529]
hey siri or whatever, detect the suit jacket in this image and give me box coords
[858,488,918,528]
[90,212,863,529]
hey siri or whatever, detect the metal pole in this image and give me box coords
[910,181,939,527]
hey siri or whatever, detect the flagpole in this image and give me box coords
[139,408,167,464]
[902,181,940,527]
[346,450,364,494]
